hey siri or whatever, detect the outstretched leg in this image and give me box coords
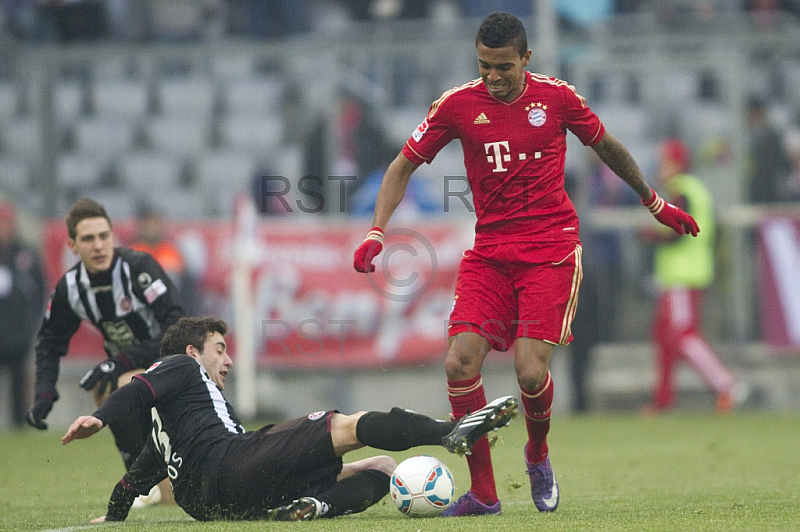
[331,400,516,456]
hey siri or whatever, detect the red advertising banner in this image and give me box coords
[42,218,474,367]
[756,216,800,350]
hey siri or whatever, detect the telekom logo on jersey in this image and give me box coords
[484,141,542,173]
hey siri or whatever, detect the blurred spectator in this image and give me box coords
[234,0,309,40]
[346,0,431,20]
[37,0,110,42]
[0,202,45,428]
[746,97,792,203]
[783,126,800,199]
[349,166,441,222]
[336,92,395,208]
[460,0,531,18]
[640,139,745,414]
[146,0,224,42]
[251,164,294,216]
[105,0,149,42]
[301,92,395,213]
[556,0,612,30]
[568,153,639,412]
[748,0,781,27]
[1,0,38,41]
[128,205,198,314]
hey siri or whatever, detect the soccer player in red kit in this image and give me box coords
[354,12,699,515]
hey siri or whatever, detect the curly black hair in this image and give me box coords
[161,317,228,357]
[475,12,528,58]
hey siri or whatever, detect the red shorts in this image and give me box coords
[448,241,582,351]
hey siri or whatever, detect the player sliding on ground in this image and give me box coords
[62,316,518,522]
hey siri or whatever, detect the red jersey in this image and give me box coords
[402,71,605,245]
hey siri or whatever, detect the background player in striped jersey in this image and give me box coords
[26,197,184,505]
[61,316,518,522]
[354,12,699,515]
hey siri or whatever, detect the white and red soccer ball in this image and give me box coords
[390,455,455,517]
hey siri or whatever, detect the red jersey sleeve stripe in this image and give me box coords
[428,79,483,119]
[132,374,157,398]
[587,123,605,145]
[403,141,429,162]
[529,73,588,106]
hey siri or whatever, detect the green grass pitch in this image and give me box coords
[2,412,799,531]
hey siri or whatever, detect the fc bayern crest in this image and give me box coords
[528,107,547,127]
[119,296,132,312]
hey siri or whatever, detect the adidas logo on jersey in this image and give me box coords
[473,113,490,124]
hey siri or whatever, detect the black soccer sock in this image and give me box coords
[355,407,456,451]
[315,469,390,518]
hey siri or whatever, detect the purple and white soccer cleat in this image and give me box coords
[439,491,501,517]
[525,444,559,512]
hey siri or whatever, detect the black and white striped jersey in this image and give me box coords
[33,247,184,397]
[95,354,246,520]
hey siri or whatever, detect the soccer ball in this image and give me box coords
[390,455,455,517]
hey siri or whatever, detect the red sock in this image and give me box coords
[447,375,497,504]
[520,371,553,465]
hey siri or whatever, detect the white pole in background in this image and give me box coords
[534,0,560,78]
[233,193,257,419]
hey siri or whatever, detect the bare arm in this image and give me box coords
[591,133,652,200]
[595,133,699,236]
[62,415,104,444]
[372,152,421,229]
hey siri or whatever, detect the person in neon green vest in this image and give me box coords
[641,138,743,414]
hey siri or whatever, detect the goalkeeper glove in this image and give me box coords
[353,227,384,273]
[642,189,699,236]
[26,392,56,430]
[79,357,128,396]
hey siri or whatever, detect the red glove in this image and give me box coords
[642,189,699,236]
[353,227,384,272]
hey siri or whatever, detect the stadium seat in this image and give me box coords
[209,55,256,81]
[659,70,699,104]
[220,77,284,115]
[683,103,731,145]
[217,114,284,154]
[383,107,426,145]
[55,154,108,187]
[92,80,150,119]
[72,118,138,157]
[592,103,649,142]
[117,152,184,190]
[194,150,257,216]
[270,144,303,184]
[0,157,30,193]
[54,81,87,121]
[426,141,466,178]
[81,187,138,218]
[0,82,19,119]
[144,116,211,157]
[0,118,42,161]
[156,78,216,117]
[141,186,207,220]
[195,150,256,189]
[779,59,800,103]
